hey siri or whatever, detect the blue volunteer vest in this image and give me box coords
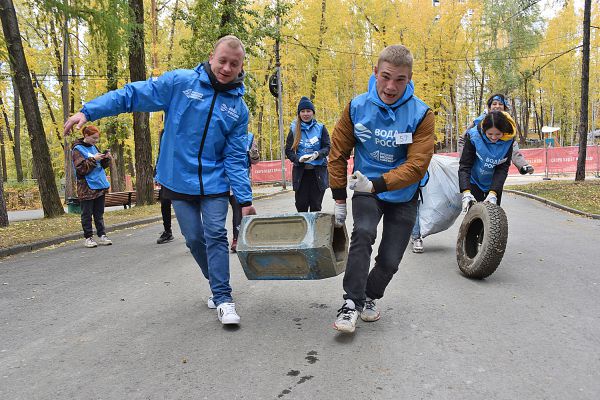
[350,81,430,202]
[290,119,326,166]
[73,144,110,190]
[467,127,513,192]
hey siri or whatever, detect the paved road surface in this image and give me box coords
[1,192,599,399]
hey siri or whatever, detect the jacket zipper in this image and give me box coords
[198,93,219,195]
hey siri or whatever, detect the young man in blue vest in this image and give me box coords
[63,35,255,326]
[328,45,435,333]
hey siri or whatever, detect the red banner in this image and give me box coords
[439,146,600,176]
[250,145,600,183]
[251,160,292,183]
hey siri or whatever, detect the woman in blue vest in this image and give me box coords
[459,110,516,210]
[71,125,112,248]
[460,93,534,175]
[285,96,330,212]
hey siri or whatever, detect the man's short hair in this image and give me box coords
[214,35,246,57]
[377,45,413,70]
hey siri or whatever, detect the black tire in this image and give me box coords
[456,202,508,279]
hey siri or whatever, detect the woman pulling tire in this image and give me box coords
[457,110,516,279]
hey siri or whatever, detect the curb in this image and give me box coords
[0,189,292,259]
[505,189,600,220]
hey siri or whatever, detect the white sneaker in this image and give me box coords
[97,235,112,246]
[333,299,358,333]
[412,237,424,253]
[84,237,98,248]
[360,297,381,322]
[217,302,240,325]
[207,296,216,309]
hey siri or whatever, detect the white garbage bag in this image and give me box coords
[418,154,462,237]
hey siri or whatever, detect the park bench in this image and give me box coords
[104,189,160,209]
[104,191,136,208]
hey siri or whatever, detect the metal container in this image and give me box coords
[236,212,348,280]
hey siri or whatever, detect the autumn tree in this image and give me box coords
[128,0,153,204]
[0,0,64,217]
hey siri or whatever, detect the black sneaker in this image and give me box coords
[157,231,174,244]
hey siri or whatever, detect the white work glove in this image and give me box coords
[348,171,373,193]
[484,191,497,205]
[298,151,319,163]
[462,191,476,212]
[334,203,347,227]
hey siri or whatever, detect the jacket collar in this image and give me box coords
[195,62,245,96]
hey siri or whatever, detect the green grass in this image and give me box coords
[0,203,162,249]
[506,179,600,215]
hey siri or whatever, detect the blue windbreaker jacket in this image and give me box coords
[81,63,252,204]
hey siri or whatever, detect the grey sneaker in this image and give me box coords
[333,299,359,333]
[97,235,112,246]
[360,297,381,322]
[207,296,216,309]
[412,237,424,253]
[84,237,98,248]
[217,302,240,325]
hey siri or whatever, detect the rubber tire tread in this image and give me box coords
[456,202,508,279]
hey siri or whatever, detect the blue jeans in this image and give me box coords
[411,205,421,239]
[172,197,232,306]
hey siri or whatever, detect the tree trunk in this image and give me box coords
[0,0,64,217]
[11,77,23,181]
[256,55,274,160]
[478,68,485,115]
[128,0,154,205]
[32,72,62,143]
[0,163,7,227]
[576,0,591,181]
[151,0,158,74]
[106,51,125,192]
[166,0,179,69]
[309,0,327,101]
[0,124,6,181]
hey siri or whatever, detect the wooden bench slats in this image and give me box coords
[104,189,160,209]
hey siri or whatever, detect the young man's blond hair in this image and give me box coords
[377,45,413,70]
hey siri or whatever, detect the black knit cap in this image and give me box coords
[297,96,315,115]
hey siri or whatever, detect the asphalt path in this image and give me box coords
[1,191,599,399]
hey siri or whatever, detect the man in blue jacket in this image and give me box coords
[64,35,255,325]
[328,45,435,334]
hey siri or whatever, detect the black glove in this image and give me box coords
[519,165,534,175]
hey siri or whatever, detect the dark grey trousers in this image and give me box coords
[342,192,418,310]
[80,195,106,239]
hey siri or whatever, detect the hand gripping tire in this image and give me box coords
[456,202,508,279]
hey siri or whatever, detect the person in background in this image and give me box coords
[410,203,424,253]
[328,45,435,334]
[461,93,534,175]
[71,125,113,248]
[229,131,259,252]
[285,96,330,212]
[459,110,516,210]
[64,35,255,326]
[155,129,174,244]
